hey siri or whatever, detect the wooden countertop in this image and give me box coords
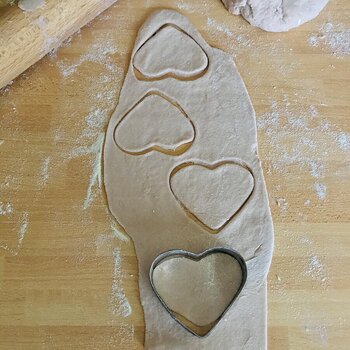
[0,0,349,349]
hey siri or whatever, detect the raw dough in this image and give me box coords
[170,162,254,232]
[221,0,329,32]
[152,253,243,327]
[114,92,195,155]
[104,9,274,350]
[133,24,208,79]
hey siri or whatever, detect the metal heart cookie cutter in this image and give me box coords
[149,247,247,337]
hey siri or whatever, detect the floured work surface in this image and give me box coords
[104,10,274,350]
[1,0,349,349]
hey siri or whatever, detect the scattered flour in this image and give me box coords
[52,35,121,212]
[308,22,350,58]
[67,105,113,210]
[271,227,333,346]
[2,7,347,348]
[314,183,327,201]
[38,156,50,186]
[304,199,311,206]
[82,108,108,138]
[305,255,328,284]
[205,15,294,72]
[110,220,130,243]
[45,33,132,326]
[0,209,29,255]
[95,233,110,249]
[47,29,82,60]
[175,0,293,69]
[207,18,234,37]
[0,243,16,255]
[35,15,59,53]
[275,197,288,214]
[336,132,350,150]
[175,0,212,16]
[82,133,104,210]
[57,39,118,77]
[257,96,349,201]
[0,202,13,216]
[176,0,192,11]
[111,248,132,317]
[95,221,130,250]
[304,323,329,346]
[18,212,29,245]
[85,108,107,130]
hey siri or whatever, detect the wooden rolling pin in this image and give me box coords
[0,0,118,89]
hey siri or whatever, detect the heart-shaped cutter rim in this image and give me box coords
[149,247,248,337]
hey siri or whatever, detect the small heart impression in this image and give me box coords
[150,248,247,337]
[170,161,255,233]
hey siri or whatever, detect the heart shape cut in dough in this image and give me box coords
[114,92,195,156]
[150,248,247,337]
[133,24,208,80]
[170,161,255,233]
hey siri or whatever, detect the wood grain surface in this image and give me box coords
[0,0,349,349]
[0,0,118,89]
